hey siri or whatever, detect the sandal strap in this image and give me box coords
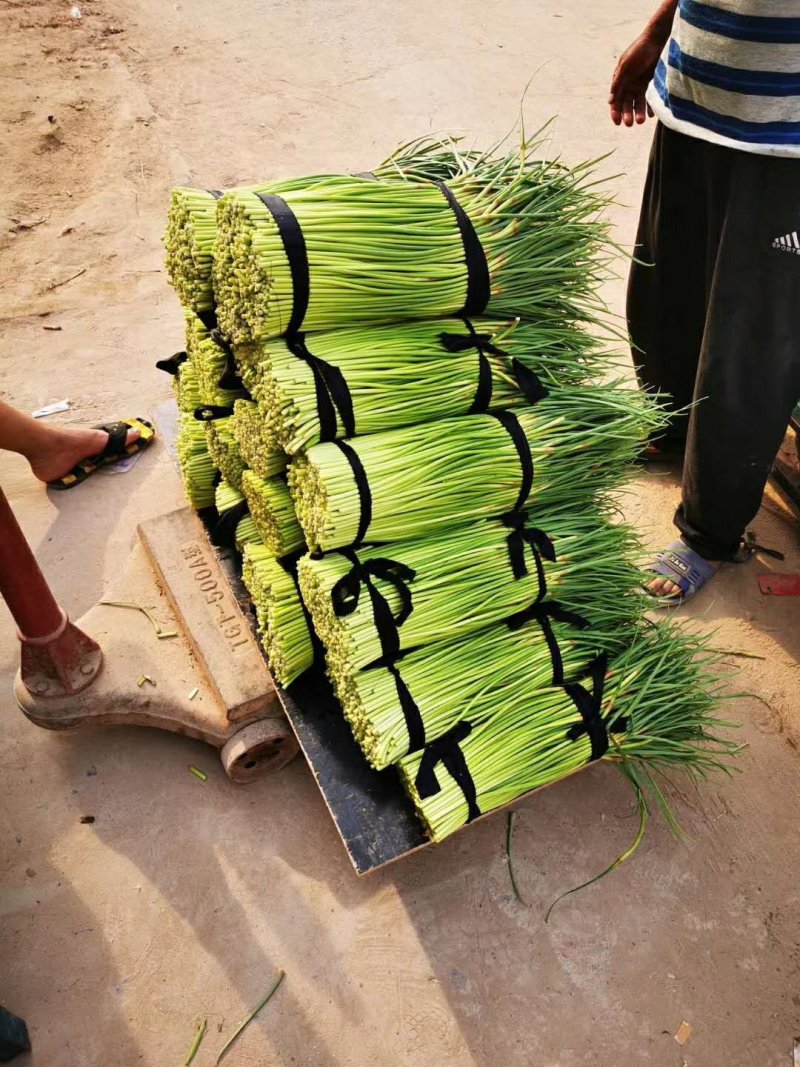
[648,541,718,600]
[92,421,130,459]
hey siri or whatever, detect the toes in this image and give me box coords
[647,576,680,599]
[125,428,141,447]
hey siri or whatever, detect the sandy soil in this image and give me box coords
[1,2,798,1065]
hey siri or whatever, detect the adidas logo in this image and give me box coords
[772,231,800,254]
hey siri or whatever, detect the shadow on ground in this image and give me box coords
[16,686,797,1066]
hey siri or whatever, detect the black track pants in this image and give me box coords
[627,122,800,561]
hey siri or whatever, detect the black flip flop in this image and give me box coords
[47,417,156,490]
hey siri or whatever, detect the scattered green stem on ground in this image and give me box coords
[216,970,285,1066]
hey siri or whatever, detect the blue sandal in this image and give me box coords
[646,540,719,607]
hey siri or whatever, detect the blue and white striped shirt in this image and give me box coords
[647,0,800,156]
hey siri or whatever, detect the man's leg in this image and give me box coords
[627,123,714,451]
[674,147,800,563]
[0,401,140,483]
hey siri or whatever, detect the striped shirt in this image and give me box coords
[647,0,800,157]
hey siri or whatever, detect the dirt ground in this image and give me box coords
[1,1,799,1065]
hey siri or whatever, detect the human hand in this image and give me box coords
[609,34,663,126]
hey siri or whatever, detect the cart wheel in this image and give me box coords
[220,719,299,783]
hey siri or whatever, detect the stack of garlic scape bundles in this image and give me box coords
[158,213,251,516]
[163,140,492,679]
[164,133,739,852]
[162,144,470,551]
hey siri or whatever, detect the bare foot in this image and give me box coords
[28,425,140,483]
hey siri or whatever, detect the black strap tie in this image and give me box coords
[511,359,549,404]
[218,356,243,391]
[286,333,356,440]
[501,510,555,590]
[415,720,481,823]
[385,660,426,753]
[212,500,248,549]
[439,328,504,357]
[196,309,218,332]
[209,327,231,352]
[207,189,223,200]
[155,351,188,377]
[439,325,549,410]
[564,653,627,761]
[440,317,497,414]
[277,552,324,674]
[333,440,372,546]
[255,193,309,336]
[435,182,490,317]
[506,599,590,686]
[208,329,244,391]
[491,411,534,512]
[331,550,416,662]
[194,404,234,422]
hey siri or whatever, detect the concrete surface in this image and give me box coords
[1,1,798,1065]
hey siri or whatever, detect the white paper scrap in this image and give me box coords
[32,399,70,418]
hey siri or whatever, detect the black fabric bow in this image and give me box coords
[439,328,548,410]
[415,719,481,823]
[506,599,590,686]
[440,318,498,414]
[287,333,355,441]
[155,350,188,377]
[439,330,505,356]
[501,511,556,587]
[564,653,628,761]
[331,551,416,662]
[506,598,589,634]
